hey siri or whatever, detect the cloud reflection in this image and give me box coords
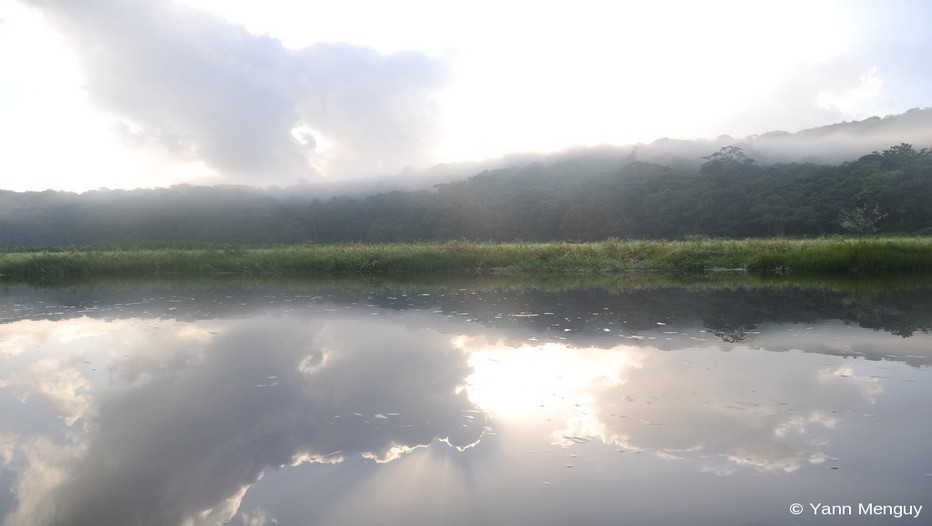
[0,315,487,526]
[464,338,883,474]
[1,359,90,427]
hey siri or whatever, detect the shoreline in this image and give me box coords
[1,238,931,282]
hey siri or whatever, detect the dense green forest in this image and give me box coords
[2,143,930,246]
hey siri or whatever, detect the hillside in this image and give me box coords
[361,107,932,194]
[1,139,929,246]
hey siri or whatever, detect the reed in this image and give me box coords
[1,238,930,281]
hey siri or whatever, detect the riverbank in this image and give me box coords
[1,238,931,281]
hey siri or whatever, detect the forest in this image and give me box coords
[1,143,930,247]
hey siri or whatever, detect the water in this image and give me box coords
[1,277,930,525]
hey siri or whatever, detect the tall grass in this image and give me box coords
[1,238,930,281]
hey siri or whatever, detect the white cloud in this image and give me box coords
[238,506,279,526]
[817,66,885,114]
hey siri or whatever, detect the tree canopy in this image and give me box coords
[1,144,929,246]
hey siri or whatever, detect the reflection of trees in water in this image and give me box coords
[438,285,932,343]
[694,287,930,341]
[839,294,926,337]
[710,323,753,343]
[4,279,931,343]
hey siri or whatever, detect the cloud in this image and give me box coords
[19,0,448,184]
[238,506,278,526]
[709,58,887,138]
[816,66,884,114]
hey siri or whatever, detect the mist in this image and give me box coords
[1,107,930,247]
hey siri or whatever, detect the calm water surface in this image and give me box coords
[1,277,930,525]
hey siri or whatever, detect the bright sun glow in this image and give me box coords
[457,336,644,420]
[0,1,220,191]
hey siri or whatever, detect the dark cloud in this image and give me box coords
[6,316,486,526]
[20,0,448,183]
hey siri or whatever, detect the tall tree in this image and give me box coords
[839,204,886,240]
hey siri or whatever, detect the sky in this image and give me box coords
[1,0,931,192]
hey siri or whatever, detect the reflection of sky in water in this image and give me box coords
[0,314,487,525]
[0,284,930,525]
[465,338,881,473]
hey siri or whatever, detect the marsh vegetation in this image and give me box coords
[2,237,930,281]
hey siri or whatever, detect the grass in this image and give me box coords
[1,238,931,282]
